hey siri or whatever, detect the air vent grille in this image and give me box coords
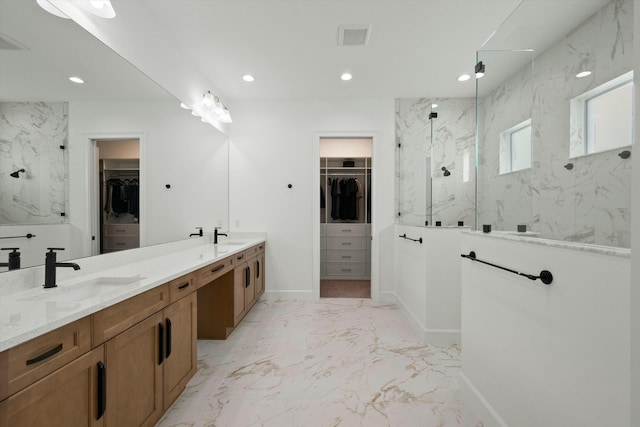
[338,25,371,46]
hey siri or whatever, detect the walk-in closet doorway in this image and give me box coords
[318,137,373,298]
[90,137,142,256]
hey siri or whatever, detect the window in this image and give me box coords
[500,119,531,174]
[570,71,634,157]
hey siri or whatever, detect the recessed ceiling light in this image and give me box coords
[457,74,471,82]
[69,76,84,84]
[341,73,353,81]
[180,103,190,110]
[242,74,255,82]
[576,71,592,78]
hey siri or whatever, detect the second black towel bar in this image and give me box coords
[399,233,422,244]
[461,251,553,285]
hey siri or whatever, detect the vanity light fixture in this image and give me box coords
[180,102,191,110]
[341,73,353,81]
[576,71,592,78]
[69,76,84,84]
[475,61,485,78]
[198,91,232,124]
[457,74,471,82]
[77,0,116,19]
[242,74,255,82]
[36,0,70,18]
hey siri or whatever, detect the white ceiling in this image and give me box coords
[0,0,614,103]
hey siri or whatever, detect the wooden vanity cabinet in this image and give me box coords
[0,345,106,427]
[103,292,197,426]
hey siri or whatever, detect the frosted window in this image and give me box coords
[585,82,633,154]
[500,119,531,174]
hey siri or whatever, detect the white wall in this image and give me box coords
[227,98,395,298]
[630,0,640,424]
[67,100,229,259]
[394,224,463,345]
[460,232,630,427]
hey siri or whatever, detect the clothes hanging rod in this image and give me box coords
[460,251,553,285]
[0,233,36,240]
[398,233,422,244]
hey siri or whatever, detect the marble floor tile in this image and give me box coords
[157,299,482,427]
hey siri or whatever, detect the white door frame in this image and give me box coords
[87,132,146,256]
[312,131,379,300]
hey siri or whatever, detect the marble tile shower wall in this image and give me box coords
[395,98,476,227]
[478,0,633,248]
[0,102,68,225]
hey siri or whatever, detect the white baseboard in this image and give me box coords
[391,291,461,346]
[459,371,508,427]
[262,290,315,300]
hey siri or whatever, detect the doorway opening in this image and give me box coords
[95,139,140,254]
[320,137,372,298]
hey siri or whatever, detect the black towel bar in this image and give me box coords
[0,233,36,240]
[461,251,553,285]
[398,233,423,244]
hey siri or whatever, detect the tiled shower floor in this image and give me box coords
[157,299,482,427]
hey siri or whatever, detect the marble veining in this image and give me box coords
[0,102,68,225]
[157,299,483,427]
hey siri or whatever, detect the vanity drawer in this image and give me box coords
[196,256,234,289]
[245,243,265,258]
[168,272,197,303]
[0,317,92,401]
[104,224,139,236]
[326,263,367,277]
[326,224,366,237]
[327,249,367,263]
[92,284,169,346]
[103,235,139,250]
[326,236,366,250]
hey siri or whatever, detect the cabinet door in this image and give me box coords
[163,293,197,410]
[105,312,163,427]
[244,258,256,310]
[233,262,247,326]
[255,252,265,297]
[0,346,106,427]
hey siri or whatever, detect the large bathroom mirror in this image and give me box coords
[476,0,632,248]
[0,0,229,270]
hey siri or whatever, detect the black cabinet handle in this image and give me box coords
[26,343,63,365]
[178,282,190,290]
[212,265,225,273]
[97,361,106,420]
[257,260,260,279]
[245,267,251,288]
[166,318,172,359]
[158,323,165,365]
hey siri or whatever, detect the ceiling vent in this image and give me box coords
[0,33,28,51]
[338,25,371,46]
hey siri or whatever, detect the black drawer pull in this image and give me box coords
[97,361,106,420]
[341,256,352,259]
[237,255,244,261]
[178,282,190,290]
[212,265,225,273]
[158,323,165,365]
[166,318,172,359]
[26,343,63,365]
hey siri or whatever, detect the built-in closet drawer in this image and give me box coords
[326,236,366,250]
[327,249,367,263]
[326,263,367,277]
[103,235,139,251]
[326,224,366,236]
[104,224,139,236]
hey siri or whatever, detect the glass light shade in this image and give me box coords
[77,0,116,18]
[36,0,70,18]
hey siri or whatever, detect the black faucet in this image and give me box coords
[189,227,203,237]
[44,248,81,289]
[0,248,21,271]
[214,227,228,244]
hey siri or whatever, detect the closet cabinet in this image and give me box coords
[0,346,105,427]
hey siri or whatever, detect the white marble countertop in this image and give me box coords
[0,235,265,353]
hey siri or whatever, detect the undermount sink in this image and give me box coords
[19,276,144,303]
[80,276,144,286]
[218,240,247,246]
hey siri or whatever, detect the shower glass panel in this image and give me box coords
[476,0,633,248]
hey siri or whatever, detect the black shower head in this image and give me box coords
[441,166,451,177]
[10,168,26,178]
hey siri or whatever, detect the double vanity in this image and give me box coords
[0,235,265,426]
